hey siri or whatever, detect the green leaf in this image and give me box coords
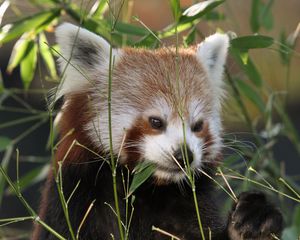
[7,35,31,73]
[0,0,10,25]
[230,48,263,87]
[293,205,300,231]
[7,164,49,194]
[261,6,273,30]
[127,162,155,197]
[39,32,58,80]
[66,5,144,44]
[89,0,108,19]
[183,26,196,47]
[133,34,159,48]
[0,9,60,44]
[203,11,225,21]
[250,0,260,32]
[231,35,274,50]
[243,59,263,87]
[65,15,122,45]
[180,0,224,24]
[170,0,181,22]
[239,50,249,65]
[115,21,149,36]
[250,0,274,32]
[160,0,224,39]
[235,79,265,113]
[0,136,12,151]
[20,40,38,89]
[159,21,194,39]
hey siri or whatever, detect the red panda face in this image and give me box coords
[54,23,229,183]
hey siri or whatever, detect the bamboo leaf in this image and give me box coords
[39,32,58,80]
[231,35,274,50]
[250,0,260,32]
[127,162,155,197]
[133,34,158,48]
[250,0,274,32]
[20,41,38,89]
[89,0,108,18]
[294,205,300,231]
[115,21,149,36]
[203,11,225,21]
[7,164,49,194]
[159,21,194,39]
[230,48,263,87]
[0,136,11,151]
[180,0,224,24]
[0,0,10,25]
[235,79,265,113]
[261,5,273,30]
[243,59,263,87]
[7,35,31,73]
[183,26,196,47]
[0,9,60,44]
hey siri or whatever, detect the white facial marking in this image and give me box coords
[142,115,202,181]
[85,105,138,155]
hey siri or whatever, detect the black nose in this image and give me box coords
[173,147,194,167]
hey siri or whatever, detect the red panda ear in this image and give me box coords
[53,23,121,100]
[196,33,229,91]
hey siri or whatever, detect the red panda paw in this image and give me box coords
[227,191,283,240]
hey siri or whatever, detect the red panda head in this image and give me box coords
[54,23,229,183]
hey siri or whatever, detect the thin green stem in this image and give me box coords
[0,106,44,114]
[36,218,66,240]
[0,113,47,129]
[0,165,66,239]
[55,162,76,240]
[0,216,34,227]
[279,177,300,199]
[192,183,205,240]
[16,149,20,193]
[152,226,181,240]
[76,199,96,240]
[220,169,300,203]
[107,2,125,239]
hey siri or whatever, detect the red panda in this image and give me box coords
[32,23,283,240]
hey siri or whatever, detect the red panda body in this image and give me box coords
[34,158,224,239]
[33,24,283,240]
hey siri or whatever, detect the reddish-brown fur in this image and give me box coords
[56,93,97,164]
[125,117,162,169]
[33,93,97,239]
[114,47,215,114]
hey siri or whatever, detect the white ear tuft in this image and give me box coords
[53,23,121,100]
[196,33,229,88]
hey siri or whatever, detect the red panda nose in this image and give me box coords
[173,147,194,167]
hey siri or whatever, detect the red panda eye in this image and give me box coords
[192,120,204,132]
[149,117,164,130]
